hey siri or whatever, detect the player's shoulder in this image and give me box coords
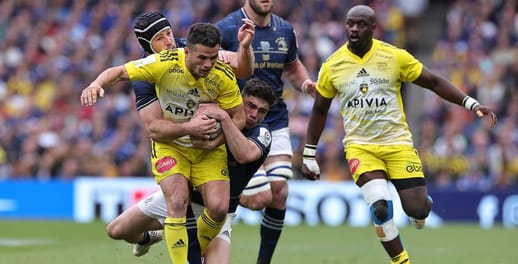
[212,60,236,81]
[157,49,181,61]
[270,13,294,30]
[246,122,272,146]
[374,39,408,55]
[322,44,349,66]
[216,9,242,27]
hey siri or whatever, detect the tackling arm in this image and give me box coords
[80,65,129,106]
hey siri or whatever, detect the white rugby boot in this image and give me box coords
[133,230,163,256]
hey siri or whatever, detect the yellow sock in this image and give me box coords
[164,217,188,264]
[197,209,225,255]
[391,249,410,264]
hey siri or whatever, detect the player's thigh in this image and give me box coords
[382,145,424,181]
[190,144,228,188]
[268,127,292,156]
[345,144,387,183]
[150,141,192,184]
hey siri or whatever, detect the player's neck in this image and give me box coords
[242,6,271,27]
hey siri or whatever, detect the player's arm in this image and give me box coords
[80,65,129,106]
[134,82,216,142]
[139,101,213,142]
[218,19,255,78]
[234,18,255,78]
[302,91,332,180]
[283,59,316,97]
[413,66,497,128]
[199,103,260,163]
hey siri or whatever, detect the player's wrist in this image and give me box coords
[303,144,317,158]
[301,79,311,94]
[462,96,480,111]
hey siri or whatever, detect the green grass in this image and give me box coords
[0,220,517,263]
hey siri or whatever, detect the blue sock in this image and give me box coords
[186,205,202,264]
[257,207,285,264]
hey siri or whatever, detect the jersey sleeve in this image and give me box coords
[397,48,423,83]
[315,60,336,99]
[125,52,166,83]
[285,26,299,65]
[248,124,272,157]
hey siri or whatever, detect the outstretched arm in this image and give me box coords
[80,65,129,106]
[413,66,497,128]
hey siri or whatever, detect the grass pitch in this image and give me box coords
[0,220,516,263]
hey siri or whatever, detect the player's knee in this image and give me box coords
[206,202,228,222]
[242,191,272,210]
[106,222,123,240]
[407,206,430,220]
[371,200,390,223]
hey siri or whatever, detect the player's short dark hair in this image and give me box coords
[133,11,172,54]
[186,23,221,49]
[242,78,277,107]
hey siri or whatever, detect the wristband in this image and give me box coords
[303,144,317,157]
[462,96,480,111]
[301,79,311,94]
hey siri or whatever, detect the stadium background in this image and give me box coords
[0,0,517,228]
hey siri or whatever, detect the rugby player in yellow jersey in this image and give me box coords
[81,23,245,264]
[301,5,497,264]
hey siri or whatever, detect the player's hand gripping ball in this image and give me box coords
[209,121,222,140]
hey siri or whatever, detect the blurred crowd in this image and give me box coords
[0,0,516,191]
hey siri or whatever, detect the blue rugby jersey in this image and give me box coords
[216,8,299,130]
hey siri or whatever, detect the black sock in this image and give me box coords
[257,207,286,264]
[186,205,202,264]
[137,231,150,245]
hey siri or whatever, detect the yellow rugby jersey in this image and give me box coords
[125,48,242,146]
[316,39,423,146]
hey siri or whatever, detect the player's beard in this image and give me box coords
[248,0,272,17]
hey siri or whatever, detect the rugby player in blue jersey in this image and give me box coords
[301,5,497,264]
[215,1,317,263]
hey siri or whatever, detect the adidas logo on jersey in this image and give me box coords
[188,88,200,97]
[172,239,186,248]
[356,68,369,77]
[221,230,230,239]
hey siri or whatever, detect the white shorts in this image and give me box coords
[137,190,167,225]
[269,127,293,156]
[137,190,235,244]
[242,171,271,196]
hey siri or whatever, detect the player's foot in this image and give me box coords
[409,195,433,230]
[409,217,425,229]
[391,249,410,264]
[133,230,163,257]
